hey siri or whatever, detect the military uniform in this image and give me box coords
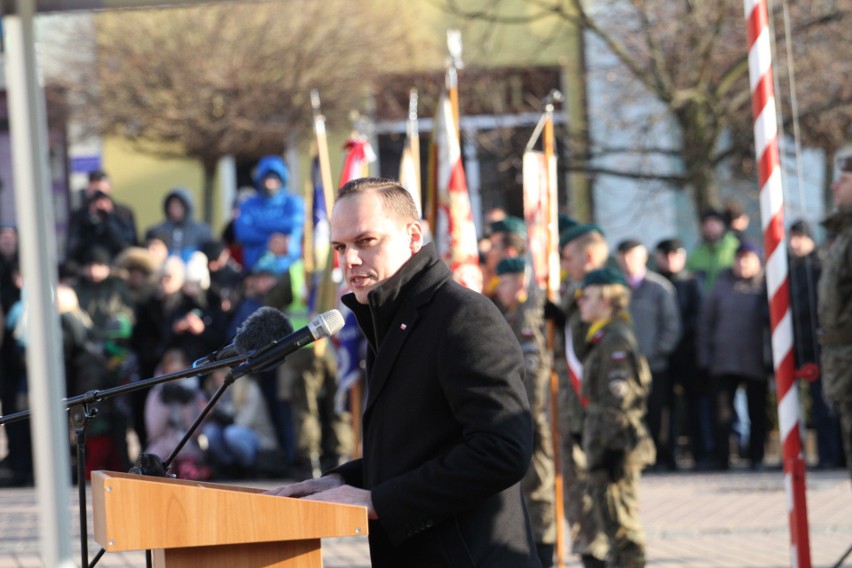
[278,260,352,477]
[554,285,609,564]
[581,315,655,568]
[818,206,852,485]
[503,288,557,554]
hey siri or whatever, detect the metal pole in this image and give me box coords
[4,2,75,567]
[743,0,811,566]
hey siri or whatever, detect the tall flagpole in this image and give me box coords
[311,89,336,216]
[743,1,810,566]
[407,89,421,204]
[446,29,463,138]
[543,90,567,568]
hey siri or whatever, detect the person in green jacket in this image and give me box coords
[686,208,740,293]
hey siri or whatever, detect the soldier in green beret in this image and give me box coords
[494,257,557,567]
[577,267,655,568]
[551,224,610,567]
[483,216,527,299]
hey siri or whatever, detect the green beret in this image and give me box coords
[496,257,525,276]
[581,267,627,288]
[490,216,526,236]
[558,214,579,235]
[559,223,605,249]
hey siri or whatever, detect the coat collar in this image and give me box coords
[342,243,450,413]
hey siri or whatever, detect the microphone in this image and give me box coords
[235,309,345,374]
[193,307,293,368]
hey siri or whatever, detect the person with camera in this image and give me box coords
[66,169,138,264]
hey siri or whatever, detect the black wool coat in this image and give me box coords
[333,243,539,567]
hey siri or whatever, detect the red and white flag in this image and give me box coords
[428,93,480,292]
[339,136,376,187]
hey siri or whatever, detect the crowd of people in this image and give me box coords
[0,156,352,487]
[0,154,850,567]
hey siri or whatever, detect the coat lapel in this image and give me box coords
[363,301,420,415]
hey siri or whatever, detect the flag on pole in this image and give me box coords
[399,139,422,218]
[399,88,423,218]
[523,150,560,295]
[333,136,376,410]
[307,153,336,314]
[427,93,481,292]
[339,136,375,188]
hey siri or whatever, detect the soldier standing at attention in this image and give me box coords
[494,257,557,567]
[818,156,852,487]
[577,268,655,568]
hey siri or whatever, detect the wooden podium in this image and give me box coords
[91,471,369,568]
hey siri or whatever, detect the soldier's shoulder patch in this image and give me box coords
[609,379,629,398]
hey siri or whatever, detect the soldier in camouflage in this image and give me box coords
[494,257,557,567]
[577,267,655,568]
[818,156,852,487]
[550,225,611,567]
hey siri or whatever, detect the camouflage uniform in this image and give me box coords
[581,315,655,568]
[553,285,609,564]
[818,206,852,486]
[503,289,557,551]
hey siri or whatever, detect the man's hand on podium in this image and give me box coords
[264,474,378,520]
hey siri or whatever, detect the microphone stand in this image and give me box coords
[0,351,253,568]
[85,347,287,568]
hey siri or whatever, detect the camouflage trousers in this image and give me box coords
[836,400,852,488]
[588,465,646,568]
[279,346,352,467]
[562,435,609,561]
[522,371,557,545]
[822,345,852,488]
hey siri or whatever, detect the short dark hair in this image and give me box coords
[88,169,108,182]
[336,177,419,224]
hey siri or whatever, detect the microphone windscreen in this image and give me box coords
[234,307,293,354]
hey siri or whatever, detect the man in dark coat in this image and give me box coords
[268,177,539,567]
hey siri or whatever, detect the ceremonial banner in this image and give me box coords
[523,150,559,294]
[428,94,480,292]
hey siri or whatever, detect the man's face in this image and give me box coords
[733,251,761,279]
[831,172,852,209]
[789,233,814,258]
[85,262,110,283]
[562,241,587,284]
[494,273,523,310]
[655,249,686,274]
[331,191,423,304]
[86,179,111,198]
[166,198,187,222]
[0,228,17,257]
[261,175,282,196]
[701,218,726,243]
[617,246,647,277]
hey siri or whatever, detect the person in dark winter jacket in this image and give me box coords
[266,178,539,567]
[698,241,772,470]
[145,188,212,263]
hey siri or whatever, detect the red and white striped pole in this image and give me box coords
[744,1,811,566]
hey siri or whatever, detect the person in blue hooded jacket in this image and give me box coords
[144,188,213,263]
[234,156,305,271]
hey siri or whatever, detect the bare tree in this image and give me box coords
[440,0,851,216]
[51,0,412,222]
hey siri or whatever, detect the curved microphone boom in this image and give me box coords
[236,309,345,374]
[193,307,293,368]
